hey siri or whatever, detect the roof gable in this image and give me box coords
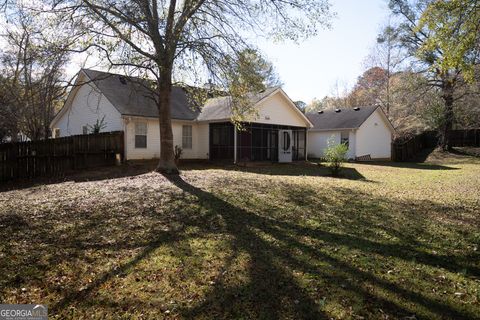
[51,71,118,128]
[196,87,279,122]
[256,89,313,127]
[370,107,395,133]
[197,88,313,127]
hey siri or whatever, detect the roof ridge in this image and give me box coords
[82,68,153,85]
[305,105,377,115]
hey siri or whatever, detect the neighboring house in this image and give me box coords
[306,106,395,160]
[50,69,313,163]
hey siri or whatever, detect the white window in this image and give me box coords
[182,125,192,149]
[341,131,349,147]
[82,125,88,135]
[135,122,147,148]
[53,128,60,138]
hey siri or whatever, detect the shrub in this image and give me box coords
[88,116,107,134]
[324,138,349,176]
[174,145,183,165]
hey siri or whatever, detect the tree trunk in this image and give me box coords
[44,125,51,140]
[440,80,454,151]
[386,41,391,117]
[155,71,179,174]
[10,129,18,142]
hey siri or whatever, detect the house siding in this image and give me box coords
[124,118,209,160]
[253,92,309,127]
[356,109,392,159]
[347,131,356,159]
[307,130,356,159]
[53,83,123,136]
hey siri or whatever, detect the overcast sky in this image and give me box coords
[255,0,391,103]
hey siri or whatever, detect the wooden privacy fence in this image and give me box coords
[392,134,427,162]
[392,129,480,161]
[444,129,480,147]
[0,131,124,182]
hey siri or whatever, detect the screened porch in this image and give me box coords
[209,122,306,162]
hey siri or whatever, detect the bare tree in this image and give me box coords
[0,7,69,140]
[294,101,307,113]
[330,79,352,109]
[364,22,405,116]
[0,75,20,141]
[37,0,333,173]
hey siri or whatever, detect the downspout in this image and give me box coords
[351,128,357,160]
[123,116,128,161]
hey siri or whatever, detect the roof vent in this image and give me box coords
[335,108,341,113]
[119,76,127,85]
[318,110,323,114]
[353,107,360,111]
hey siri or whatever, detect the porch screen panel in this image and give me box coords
[210,123,234,160]
[238,128,252,161]
[269,130,279,161]
[292,129,306,160]
[251,127,263,161]
[237,124,280,162]
[263,129,278,162]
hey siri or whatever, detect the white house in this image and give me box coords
[305,106,395,160]
[51,69,395,163]
[50,69,313,163]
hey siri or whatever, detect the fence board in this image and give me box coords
[392,129,480,161]
[0,131,123,182]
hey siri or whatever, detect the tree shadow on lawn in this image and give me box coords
[0,161,371,193]
[426,147,480,165]
[183,161,373,182]
[355,161,459,171]
[164,175,478,319]
[0,187,192,305]
[362,146,479,170]
[449,147,480,158]
[416,147,480,163]
[1,173,478,318]
[0,161,157,193]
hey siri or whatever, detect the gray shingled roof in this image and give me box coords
[83,69,201,120]
[306,106,378,131]
[196,87,280,121]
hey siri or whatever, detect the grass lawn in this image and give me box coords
[0,148,479,319]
